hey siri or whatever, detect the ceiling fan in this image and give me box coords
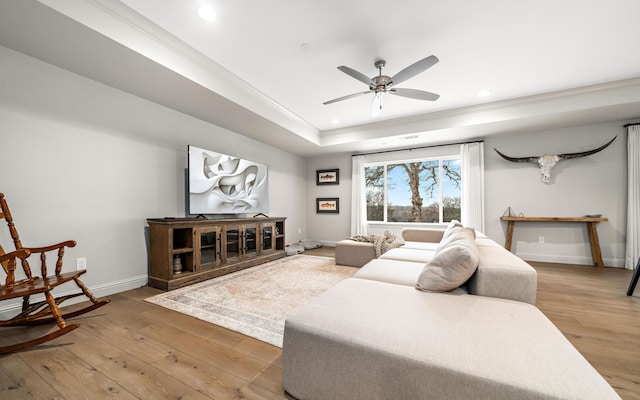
[323,55,440,115]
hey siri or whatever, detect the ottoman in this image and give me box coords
[335,239,376,267]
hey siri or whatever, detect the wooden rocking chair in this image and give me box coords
[0,193,110,353]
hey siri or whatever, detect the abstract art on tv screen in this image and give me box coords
[188,145,269,214]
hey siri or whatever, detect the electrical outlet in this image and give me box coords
[76,257,87,271]
[538,236,545,244]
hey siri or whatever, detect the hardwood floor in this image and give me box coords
[531,261,640,400]
[1,249,638,399]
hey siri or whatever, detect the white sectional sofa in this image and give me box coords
[282,223,620,400]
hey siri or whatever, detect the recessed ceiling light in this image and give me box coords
[477,89,493,98]
[198,5,216,22]
[331,118,340,124]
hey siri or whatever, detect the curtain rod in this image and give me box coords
[351,139,484,157]
[624,123,640,127]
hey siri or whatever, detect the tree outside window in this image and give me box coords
[365,165,384,221]
[365,158,461,224]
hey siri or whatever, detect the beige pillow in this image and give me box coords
[416,228,479,292]
[442,220,463,238]
[438,220,460,244]
[438,223,477,250]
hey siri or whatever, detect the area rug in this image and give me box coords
[145,255,356,347]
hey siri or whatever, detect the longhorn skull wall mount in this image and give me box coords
[494,136,616,184]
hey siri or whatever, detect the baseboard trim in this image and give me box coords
[0,275,148,320]
[516,252,625,268]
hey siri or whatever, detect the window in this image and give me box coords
[365,158,461,224]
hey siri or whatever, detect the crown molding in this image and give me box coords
[38,0,321,144]
[319,77,640,147]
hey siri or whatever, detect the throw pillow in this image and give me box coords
[440,219,463,242]
[416,228,479,292]
[437,224,467,251]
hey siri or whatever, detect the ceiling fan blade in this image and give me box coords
[389,55,439,87]
[337,66,375,87]
[389,88,440,101]
[323,90,373,105]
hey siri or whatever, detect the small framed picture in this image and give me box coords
[316,198,339,214]
[316,169,339,185]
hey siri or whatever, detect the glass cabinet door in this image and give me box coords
[262,224,274,252]
[225,226,241,261]
[198,227,220,269]
[260,223,276,253]
[244,225,258,257]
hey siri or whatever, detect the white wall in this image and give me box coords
[0,45,307,311]
[305,154,353,245]
[484,124,627,267]
[306,124,627,268]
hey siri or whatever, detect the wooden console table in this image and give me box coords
[500,216,608,268]
[147,217,286,290]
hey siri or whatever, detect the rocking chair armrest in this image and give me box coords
[19,240,76,278]
[0,248,31,263]
[1,249,31,288]
[24,240,77,254]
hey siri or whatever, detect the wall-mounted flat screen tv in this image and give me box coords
[188,145,269,215]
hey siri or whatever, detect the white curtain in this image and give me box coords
[626,125,640,270]
[460,142,485,233]
[351,155,367,236]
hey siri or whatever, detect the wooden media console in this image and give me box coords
[147,217,286,290]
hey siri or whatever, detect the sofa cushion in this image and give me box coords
[354,259,422,286]
[416,228,479,292]
[401,240,440,251]
[475,235,502,247]
[354,259,470,293]
[401,227,444,243]
[283,278,620,400]
[378,247,436,263]
[467,244,538,305]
